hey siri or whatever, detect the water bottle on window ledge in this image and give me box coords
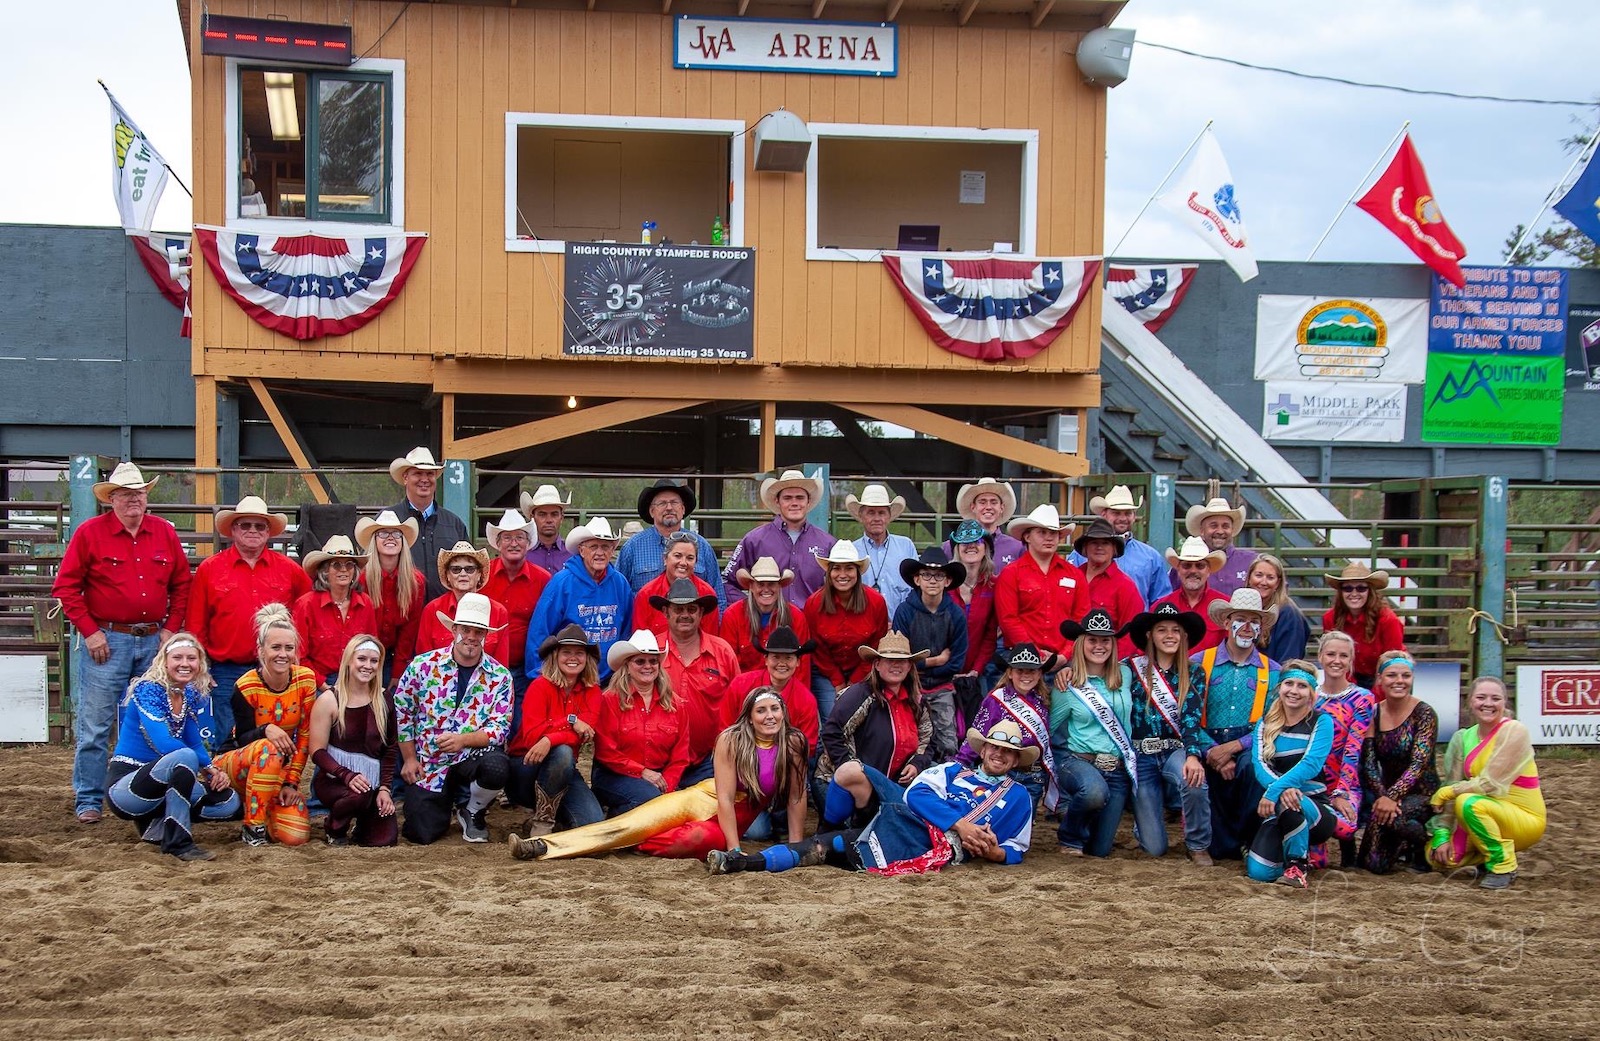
[641,220,656,245]
[711,216,724,246]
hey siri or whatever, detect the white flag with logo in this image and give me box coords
[103,84,170,235]
[1156,129,1258,282]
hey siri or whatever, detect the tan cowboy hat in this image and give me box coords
[436,541,491,586]
[519,484,571,517]
[565,516,621,552]
[1184,497,1247,537]
[437,591,505,632]
[955,478,1018,523]
[354,509,419,551]
[216,496,289,538]
[1164,536,1226,573]
[1206,587,1280,628]
[858,630,930,663]
[607,628,666,672]
[389,446,445,485]
[302,534,367,576]
[93,461,159,504]
[966,719,1040,768]
[819,540,868,570]
[845,484,906,523]
[485,508,536,551]
[1325,562,1390,591]
[1005,503,1075,539]
[758,469,825,513]
[736,556,795,589]
[1089,484,1144,513]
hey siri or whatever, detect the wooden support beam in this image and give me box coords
[194,376,218,546]
[759,400,777,473]
[812,0,828,17]
[885,0,905,20]
[738,0,751,14]
[449,398,709,462]
[1030,0,1055,28]
[957,0,980,25]
[202,349,435,384]
[243,377,334,504]
[838,402,1089,476]
[661,0,673,13]
[441,393,457,456]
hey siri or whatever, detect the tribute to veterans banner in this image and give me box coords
[1106,264,1196,334]
[1563,303,1600,391]
[883,252,1100,362]
[194,226,428,341]
[1516,665,1600,746]
[1422,266,1569,445]
[1261,380,1407,443]
[1254,295,1427,384]
[563,241,755,359]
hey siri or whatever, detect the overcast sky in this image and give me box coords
[3,0,1595,266]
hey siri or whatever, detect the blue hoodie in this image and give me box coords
[525,555,633,679]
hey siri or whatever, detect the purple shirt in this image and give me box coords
[721,517,835,608]
[527,537,572,574]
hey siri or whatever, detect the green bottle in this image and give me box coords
[711,216,724,246]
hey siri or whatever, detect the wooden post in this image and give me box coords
[243,377,333,505]
[759,401,777,474]
[442,393,457,457]
[194,376,219,541]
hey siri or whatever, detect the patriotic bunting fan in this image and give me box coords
[128,232,193,337]
[1106,264,1197,334]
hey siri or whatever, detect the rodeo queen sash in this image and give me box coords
[1131,655,1184,741]
[996,689,1058,811]
[1066,681,1138,796]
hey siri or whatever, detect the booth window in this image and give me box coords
[236,67,393,223]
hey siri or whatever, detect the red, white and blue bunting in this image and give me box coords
[193,226,427,341]
[128,231,193,338]
[882,253,1100,362]
[1106,263,1197,335]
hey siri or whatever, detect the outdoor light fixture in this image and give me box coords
[265,71,300,141]
[567,395,578,409]
[1075,27,1135,88]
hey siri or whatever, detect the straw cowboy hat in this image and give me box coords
[519,484,571,517]
[648,577,719,615]
[898,546,966,588]
[1164,536,1226,573]
[636,478,697,522]
[302,534,367,576]
[819,540,869,571]
[565,517,622,552]
[735,556,795,589]
[1089,484,1144,513]
[389,446,445,485]
[93,462,159,504]
[965,719,1040,768]
[1005,503,1075,540]
[858,630,930,663]
[437,591,505,632]
[753,625,815,657]
[1325,562,1391,591]
[955,478,1018,523]
[759,469,825,513]
[216,496,289,538]
[845,484,906,523]
[1184,497,1247,537]
[1072,518,1126,558]
[1119,601,1206,651]
[436,541,491,586]
[996,642,1060,674]
[354,509,418,551]
[1206,587,1280,628]
[1059,607,1118,642]
[537,622,600,662]
[485,508,537,551]
[607,628,666,672]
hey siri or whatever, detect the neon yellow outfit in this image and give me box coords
[1428,718,1545,877]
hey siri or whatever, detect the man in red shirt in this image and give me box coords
[188,496,311,747]
[53,462,191,823]
[1074,518,1147,658]
[481,508,551,733]
[1152,537,1230,652]
[654,578,740,788]
[993,504,1087,662]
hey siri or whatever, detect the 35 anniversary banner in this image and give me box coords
[563,241,755,360]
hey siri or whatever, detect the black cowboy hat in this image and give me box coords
[1059,607,1117,641]
[1072,517,1126,558]
[898,546,967,588]
[752,625,815,657]
[537,622,600,661]
[1117,601,1206,651]
[648,576,719,614]
[994,642,1061,674]
[636,478,697,523]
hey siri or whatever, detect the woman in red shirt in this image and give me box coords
[355,511,425,685]
[506,623,606,836]
[413,542,512,666]
[591,629,691,815]
[804,541,889,727]
[632,532,719,639]
[292,535,377,684]
[1321,564,1405,689]
[723,625,820,755]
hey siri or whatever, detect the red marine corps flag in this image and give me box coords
[1355,133,1467,288]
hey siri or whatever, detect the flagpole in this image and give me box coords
[1504,132,1600,264]
[1109,120,1213,259]
[1306,120,1410,261]
[98,79,193,199]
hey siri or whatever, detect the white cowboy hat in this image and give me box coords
[92,462,159,504]
[819,540,868,570]
[216,496,289,538]
[736,556,795,589]
[965,719,1040,768]
[354,509,419,551]
[519,484,571,517]
[437,591,505,632]
[844,484,906,523]
[485,508,537,551]
[1324,562,1391,592]
[1089,484,1144,513]
[302,534,367,576]
[1164,536,1226,574]
[1184,497,1247,537]
[436,541,491,586]
[389,447,445,485]
[955,478,1018,524]
[1005,503,1075,539]
[565,516,621,552]
[607,628,666,672]
[758,469,825,513]
[1206,587,1280,628]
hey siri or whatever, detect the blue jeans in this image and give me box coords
[590,762,669,816]
[505,744,604,828]
[1057,754,1132,857]
[208,660,255,750]
[811,674,838,723]
[106,748,241,852]
[677,754,716,789]
[72,628,161,813]
[507,670,533,743]
[1132,748,1211,856]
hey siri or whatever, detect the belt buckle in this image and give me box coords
[1138,738,1161,756]
[1093,753,1120,773]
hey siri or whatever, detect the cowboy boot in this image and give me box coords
[522,785,565,839]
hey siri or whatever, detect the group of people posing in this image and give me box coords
[55,455,1546,886]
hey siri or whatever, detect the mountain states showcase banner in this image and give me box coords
[1422,266,1568,445]
[1261,380,1407,443]
[563,242,755,360]
[1253,295,1427,383]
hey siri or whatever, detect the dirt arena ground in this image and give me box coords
[1,745,1594,1041]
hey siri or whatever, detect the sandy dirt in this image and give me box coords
[0,744,1594,1041]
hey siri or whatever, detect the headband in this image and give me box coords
[752,689,784,705]
[1281,668,1318,687]
[356,639,383,655]
[163,638,199,654]
[1376,651,1414,673]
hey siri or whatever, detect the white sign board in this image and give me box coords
[1516,664,1600,745]
[1262,380,1408,443]
[1254,295,1428,383]
[960,170,986,204]
[674,16,898,77]
[0,655,49,742]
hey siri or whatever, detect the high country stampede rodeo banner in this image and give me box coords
[563,242,756,360]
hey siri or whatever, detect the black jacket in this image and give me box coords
[391,499,470,601]
[817,678,933,784]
